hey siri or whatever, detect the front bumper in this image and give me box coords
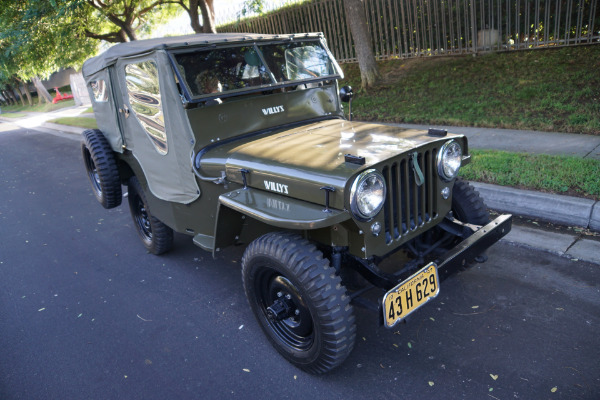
[376,213,512,326]
[436,213,512,281]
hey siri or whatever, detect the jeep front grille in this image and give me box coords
[381,148,439,244]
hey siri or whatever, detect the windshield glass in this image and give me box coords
[260,41,335,82]
[171,40,339,101]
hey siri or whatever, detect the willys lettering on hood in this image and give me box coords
[200,119,456,208]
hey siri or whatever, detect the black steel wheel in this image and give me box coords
[241,232,356,374]
[81,129,122,209]
[452,178,490,225]
[127,176,173,255]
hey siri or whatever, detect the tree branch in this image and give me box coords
[84,29,128,43]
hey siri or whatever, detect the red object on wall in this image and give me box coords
[52,87,74,104]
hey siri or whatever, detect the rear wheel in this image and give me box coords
[241,232,356,374]
[81,129,121,209]
[127,176,173,255]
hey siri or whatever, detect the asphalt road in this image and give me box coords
[1,125,599,400]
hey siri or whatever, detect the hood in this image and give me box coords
[199,119,462,209]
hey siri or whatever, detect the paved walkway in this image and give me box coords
[394,123,600,160]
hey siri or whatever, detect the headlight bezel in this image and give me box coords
[437,140,463,181]
[349,169,387,221]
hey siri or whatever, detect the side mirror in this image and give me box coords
[339,86,354,121]
[339,85,353,103]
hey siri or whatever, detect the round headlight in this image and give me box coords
[350,169,386,221]
[437,140,463,181]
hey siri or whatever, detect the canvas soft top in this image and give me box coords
[82,32,324,78]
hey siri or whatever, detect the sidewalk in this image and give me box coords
[0,104,92,131]
[395,123,600,160]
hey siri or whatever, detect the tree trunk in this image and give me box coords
[188,0,202,33]
[185,0,216,33]
[17,79,33,106]
[14,85,27,107]
[32,76,54,103]
[23,84,33,106]
[344,0,381,90]
[5,84,21,106]
[200,0,216,33]
[1,91,13,105]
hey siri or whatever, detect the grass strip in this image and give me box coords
[47,117,97,130]
[1,112,28,118]
[2,99,76,113]
[461,150,600,200]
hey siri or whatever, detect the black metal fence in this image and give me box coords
[219,0,600,62]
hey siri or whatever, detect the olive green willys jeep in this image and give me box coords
[81,33,511,373]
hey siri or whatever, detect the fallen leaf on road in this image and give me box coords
[551,387,557,393]
[137,314,152,322]
[428,381,434,387]
[243,369,250,372]
[38,308,45,312]
[490,374,498,380]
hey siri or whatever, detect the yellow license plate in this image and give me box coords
[382,263,440,328]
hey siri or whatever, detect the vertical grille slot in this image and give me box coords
[382,149,439,245]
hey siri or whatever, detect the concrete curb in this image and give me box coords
[471,182,600,232]
[41,122,85,135]
[501,225,600,265]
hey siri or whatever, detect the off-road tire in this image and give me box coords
[81,129,122,209]
[127,176,173,255]
[452,178,490,225]
[241,232,356,374]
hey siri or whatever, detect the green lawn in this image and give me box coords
[1,85,76,113]
[2,98,76,113]
[0,112,28,118]
[47,116,97,129]
[461,150,600,200]
[340,45,600,135]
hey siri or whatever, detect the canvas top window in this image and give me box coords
[90,80,109,102]
[170,40,341,102]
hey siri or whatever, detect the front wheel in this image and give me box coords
[241,232,356,374]
[127,176,173,255]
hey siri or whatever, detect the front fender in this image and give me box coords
[213,188,350,256]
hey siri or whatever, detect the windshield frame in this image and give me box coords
[167,38,343,104]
